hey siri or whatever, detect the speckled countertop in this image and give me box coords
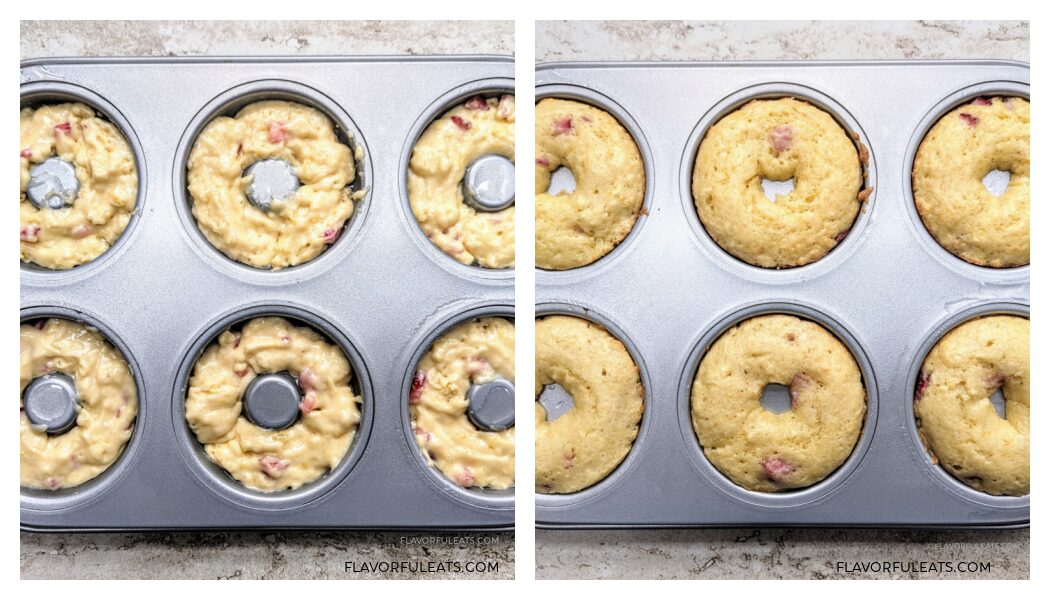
[535,20,1029,580]
[19,20,514,581]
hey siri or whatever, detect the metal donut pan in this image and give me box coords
[20,55,515,531]
[535,60,1029,529]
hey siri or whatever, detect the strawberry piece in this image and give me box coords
[259,455,289,478]
[413,426,432,446]
[300,392,317,415]
[451,116,471,131]
[20,224,40,242]
[465,96,489,111]
[497,95,514,119]
[268,121,289,143]
[972,97,992,106]
[47,477,61,489]
[54,122,72,135]
[789,373,812,409]
[323,226,339,244]
[535,157,550,167]
[959,113,979,127]
[833,231,848,243]
[20,148,32,158]
[553,117,573,135]
[768,125,793,153]
[409,370,426,404]
[298,367,320,392]
[762,457,796,481]
[456,467,475,488]
[71,224,92,239]
[915,371,931,403]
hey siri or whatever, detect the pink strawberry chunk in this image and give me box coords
[20,224,40,242]
[553,117,573,135]
[268,121,289,143]
[451,115,471,131]
[465,96,489,111]
[456,467,475,487]
[914,371,931,403]
[323,226,339,244]
[762,456,796,481]
[768,125,793,153]
[54,122,72,135]
[959,113,979,127]
[497,95,514,119]
[409,370,427,403]
[298,367,320,392]
[259,455,289,478]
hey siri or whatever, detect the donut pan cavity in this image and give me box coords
[536,60,1028,529]
[21,56,514,531]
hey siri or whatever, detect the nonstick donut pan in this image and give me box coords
[20,55,515,531]
[535,60,1029,529]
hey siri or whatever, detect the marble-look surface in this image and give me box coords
[534,19,1029,580]
[19,20,514,580]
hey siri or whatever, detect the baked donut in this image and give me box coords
[20,102,137,270]
[913,96,1030,267]
[20,318,137,489]
[409,95,515,268]
[184,317,361,491]
[535,98,645,270]
[410,317,515,489]
[914,315,1029,496]
[535,315,643,493]
[692,98,866,268]
[187,100,362,270]
[690,314,866,492]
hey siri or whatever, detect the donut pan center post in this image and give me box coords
[466,377,515,431]
[982,169,1011,197]
[244,158,300,211]
[537,382,575,422]
[27,157,79,210]
[242,371,302,430]
[989,387,1007,420]
[462,154,515,212]
[546,166,576,196]
[22,373,79,435]
[760,177,794,203]
[759,383,792,415]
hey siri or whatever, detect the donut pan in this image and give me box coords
[20,56,515,531]
[535,60,1029,529]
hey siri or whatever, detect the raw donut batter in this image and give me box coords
[691,314,866,492]
[410,317,515,489]
[913,96,1030,267]
[409,95,515,268]
[21,318,137,489]
[20,102,138,270]
[692,98,865,268]
[914,315,1029,495]
[187,100,362,269]
[535,315,644,494]
[185,317,361,491]
[535,98,645,270]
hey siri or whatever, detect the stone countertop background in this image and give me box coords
[534,19,1028,580]
[19,20,514,581]
[20,19,1030,581]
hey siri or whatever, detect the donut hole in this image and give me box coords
[760,177,795,203]
[547,166,577,196]
[982,169,1011,197]
[989,387,1007,420]
[537,382,575,422]
[759,383,793,415]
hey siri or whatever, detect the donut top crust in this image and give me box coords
[692,97,863,268]
[913,96,1030,267]
[187,100,361,270]
[915,315,1029,496]
[409,95,516,269]
[535,315,644,494]
[20,318,138,489]
[691,314,866,492]
[535,98,645,270]
[185,316,361,492]
[20,102,138,270]
[410,316,515,490]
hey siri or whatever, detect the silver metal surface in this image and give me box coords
[242,372,300,430]
[982,169,1010,197]
[22,373,79,435]
[462,155,514,212]
[547,166,576,196]
[537,383,574,422]
[759,383,791,415]
[536,60,1029,529]
[27,157,79,209]
[244,158,299,211]
[760,177,794,203]
[20,56,514,532]
[466,377,515,431]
